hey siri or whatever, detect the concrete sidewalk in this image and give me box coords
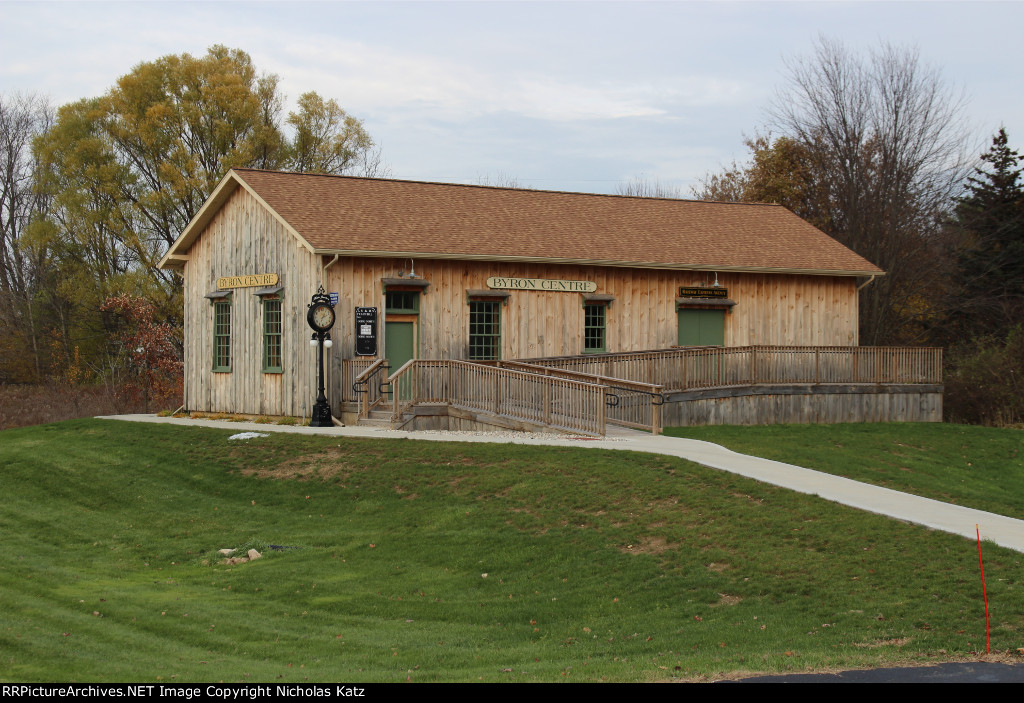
[100,414,1024,553]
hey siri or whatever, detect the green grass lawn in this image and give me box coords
[664,423,1024,520]
[1,419,1021,682]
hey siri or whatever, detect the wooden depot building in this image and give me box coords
[158,168,941,431]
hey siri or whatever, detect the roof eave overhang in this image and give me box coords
[311,248,884,278]
[159,254,189,271]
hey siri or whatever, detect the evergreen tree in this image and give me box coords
[951,128,1024,337]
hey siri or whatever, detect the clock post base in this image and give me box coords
[310,400,333,427]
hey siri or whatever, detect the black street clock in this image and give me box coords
[307,286,336,427]
[307,292,336,332]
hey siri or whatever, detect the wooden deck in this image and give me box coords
[345,346,943,435]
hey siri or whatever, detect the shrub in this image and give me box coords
[99,295,184,413]
[944,325,1024,426]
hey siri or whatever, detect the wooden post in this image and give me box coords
[494,369,501,414]
[392,368,398,421]
[544,370,552,426]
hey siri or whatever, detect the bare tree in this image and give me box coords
[616,175,685,199]
[355,144,393,179]
[769,37,971,344]
[473,172,526,189]
[0,93,53,381]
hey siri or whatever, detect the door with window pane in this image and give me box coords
[385,291,419,401]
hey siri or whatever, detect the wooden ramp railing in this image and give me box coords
[354,346,940,436]
[520,346,942,391]
[386,359,608,436]
[497,360,664,435]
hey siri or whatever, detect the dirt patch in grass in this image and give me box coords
[448,475,472,490]
[707,562,730,572]
[711,593,743,607]
[644,497,681,511]
[238,445,390,481]
[621,536,676,555]
[854,637,912,648]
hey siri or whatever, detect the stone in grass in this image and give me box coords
[228,432,269,441]
[217,547,263,564]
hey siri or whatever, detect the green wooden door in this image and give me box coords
[385,321,416,400]
[677,309,725,347]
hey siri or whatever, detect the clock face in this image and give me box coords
[309,303,335,331]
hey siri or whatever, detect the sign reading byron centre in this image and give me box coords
[217,273,279,290]
[487,277,597,293]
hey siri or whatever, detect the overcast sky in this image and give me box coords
[2,0,1021,195]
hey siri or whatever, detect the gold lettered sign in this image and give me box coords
[217,273,279,290]
[679,286,729,298]
[487,277,597,293]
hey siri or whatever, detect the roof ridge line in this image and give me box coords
[230,168,788,208]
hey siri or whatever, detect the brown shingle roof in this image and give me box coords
[163,168,883,276]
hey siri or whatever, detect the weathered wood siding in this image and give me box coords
[182,187,320,416]
[664,385,943,426]
[324,258,859,363]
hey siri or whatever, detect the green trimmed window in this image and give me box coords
[386,291,419,314]
[213,300,231,371]
[263,298,283,372]
[583,303,606,353]
[468,300,501,360]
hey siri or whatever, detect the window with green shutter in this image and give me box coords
[263,297,283,372]
[213,300,231,371]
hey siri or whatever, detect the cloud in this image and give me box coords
[273,37,746,124]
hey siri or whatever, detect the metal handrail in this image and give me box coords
[352,358,388,420]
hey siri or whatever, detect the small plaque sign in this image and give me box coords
[355,307,378,356]
[217,273,279,290]
[679,286,729,298]
[487,277,597,293]
[330,292,339,306]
